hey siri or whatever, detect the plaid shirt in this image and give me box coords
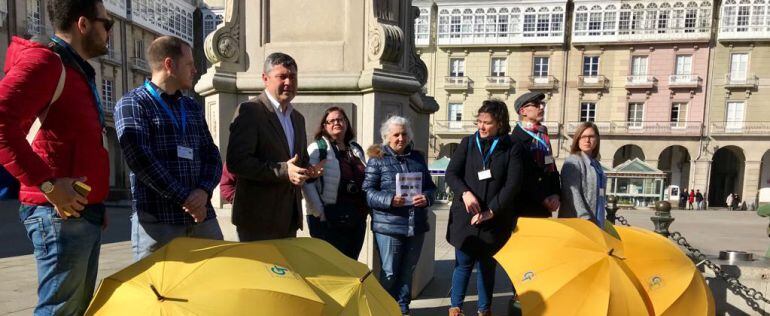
[115,83,222,224]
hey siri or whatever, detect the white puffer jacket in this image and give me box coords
[301,136,366,218]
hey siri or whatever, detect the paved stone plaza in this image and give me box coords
[0,199,767,315]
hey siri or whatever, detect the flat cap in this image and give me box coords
[513,91,545,113]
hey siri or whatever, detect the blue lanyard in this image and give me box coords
[475,132,499,169]
[50,36,105,128]
[518,123,548,148]
[144,81,186,137]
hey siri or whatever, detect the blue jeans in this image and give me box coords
[450,248,497,312]
[20,204,103,316]
[131,210,224,261]
[375,232,425,314]
[307,215,367,260]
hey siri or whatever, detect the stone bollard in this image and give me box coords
[605,195,619,224]
[651,201,675,237]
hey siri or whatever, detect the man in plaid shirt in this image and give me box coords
[115,36,223,260]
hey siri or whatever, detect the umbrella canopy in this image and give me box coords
[614,226,715,316]
[494,218,654,316]
[264,238,401,316]
[86,238,326,315]
[86,238,400,316]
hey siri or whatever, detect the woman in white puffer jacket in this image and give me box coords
[302,107,367,259]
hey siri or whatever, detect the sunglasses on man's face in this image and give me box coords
[92,17,114,32]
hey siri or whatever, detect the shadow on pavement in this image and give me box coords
[0,200,132,258]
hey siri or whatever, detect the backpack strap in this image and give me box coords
[25,54,66,144]
[316,138,328,161]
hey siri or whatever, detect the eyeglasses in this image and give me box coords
[325,118,345,125]
[523,102,546,110]
[92,17,114,32]
[579,135,598,140]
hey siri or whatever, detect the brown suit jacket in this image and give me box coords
[226,93,309,240]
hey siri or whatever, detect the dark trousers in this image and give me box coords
[306,215,366,260]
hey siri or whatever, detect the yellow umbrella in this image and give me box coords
[265,238,401,316]
[494,218,654,316]
[86,237,400,316]
[85,238,326,316]
[614,226,715,316]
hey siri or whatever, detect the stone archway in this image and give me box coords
[708,146,745,207]
[658,145,691,189]
[613,144,645,167]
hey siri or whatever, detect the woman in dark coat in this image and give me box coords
[362,115,436,316]
[445,100,523,316]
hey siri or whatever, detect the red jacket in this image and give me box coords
[0,37,109,205]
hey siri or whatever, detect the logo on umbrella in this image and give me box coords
[270,265,288,276]
[649,275,664,289]
[522,271,535,282]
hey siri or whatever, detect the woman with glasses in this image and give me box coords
[302,107,368,259]
[559,122,608,228]
[445,100,522,316]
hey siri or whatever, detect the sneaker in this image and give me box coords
[477,310,492,316]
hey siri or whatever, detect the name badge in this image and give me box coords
[544,155,554,165]
[177,145,193,160]
[478,169,492,181]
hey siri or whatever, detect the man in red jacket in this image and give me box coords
[0,0,111,314]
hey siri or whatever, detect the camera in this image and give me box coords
[345,180,360,194]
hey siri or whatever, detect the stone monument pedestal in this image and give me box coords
[198,0,439,297]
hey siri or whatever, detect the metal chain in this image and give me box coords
[670,231,769,315]
[612,214,768,314]
[615,215,631,227]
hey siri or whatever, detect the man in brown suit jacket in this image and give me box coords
[226,52,322,241]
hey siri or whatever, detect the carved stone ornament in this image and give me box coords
[205,0,241,64]
[408,6,428,86]
[368,21,404,63]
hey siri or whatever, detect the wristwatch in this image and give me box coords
[40,180,55,194]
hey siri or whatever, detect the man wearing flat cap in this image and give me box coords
[510,92,561,217]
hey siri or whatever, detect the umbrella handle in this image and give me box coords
[150,284,166,301]
[149,284,189,303]
[359,270,373,283]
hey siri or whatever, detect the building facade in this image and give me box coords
[417,0,568,158]
[418,0,770,208]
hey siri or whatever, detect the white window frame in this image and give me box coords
[583,56,600,77]
[448,103,463,129]
[670,102,688,128]
[627,102,645,128]
[449,58,465,77]
[726,101,746,132]
[533,56,549,78]
[491,57,506,77]
[580,102,597,122]
[729,53,749,83]
[631,56,648,82]
[102,79,114,113]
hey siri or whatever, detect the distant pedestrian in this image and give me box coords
[695,189,704,210]
[726,193,734,210]
[679,188,688,210]
[688,189,695,210]
[733,194,742,211]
